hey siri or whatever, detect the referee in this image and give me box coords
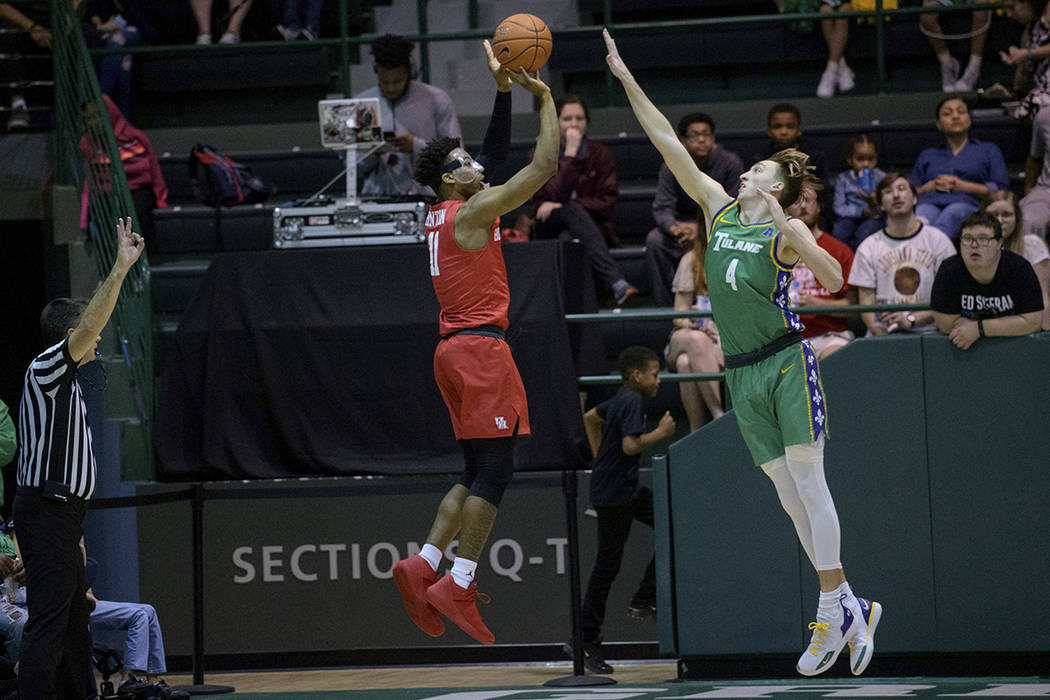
[13,218,144,699]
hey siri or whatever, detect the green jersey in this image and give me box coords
[705,200,804,356]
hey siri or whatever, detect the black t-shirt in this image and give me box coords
[930,249,1044,319]
[590,386,646,507]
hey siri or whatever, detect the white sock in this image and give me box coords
[450,556,477,589]
[838,58,848,68]
[937,52,955,68]
[817,589,840,620]
[419,543,442,572]
[10,97,26,109]
[825,60,838,71]
[966,55,982,72]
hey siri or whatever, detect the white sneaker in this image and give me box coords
[837,63,855,93]
[195,32,212,44]
[848,597,882,676]
[954,66,980,92]
[276,24,298,40]
[817,66,838,99]
[218,31,240,44]
[796,592,860,676]
[940,56,960,92]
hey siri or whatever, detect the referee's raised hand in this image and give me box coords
[115,216,145,269]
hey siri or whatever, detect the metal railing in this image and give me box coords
[51,0,154,476]
[78,0,1002,100]
[568,302,931,385]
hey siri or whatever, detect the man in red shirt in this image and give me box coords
[391,60,558,646]
[786,184,858,359]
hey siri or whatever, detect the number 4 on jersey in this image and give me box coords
[725,258,739,291]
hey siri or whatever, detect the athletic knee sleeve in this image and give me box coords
[784,438,841,571]
[465,435,515,506]
[761,456,817,569]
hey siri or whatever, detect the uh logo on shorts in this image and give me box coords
[494,416,508,430]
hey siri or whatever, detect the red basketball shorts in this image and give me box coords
[433,334,531,440]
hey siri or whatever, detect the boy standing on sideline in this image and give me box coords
[570,346,675,675]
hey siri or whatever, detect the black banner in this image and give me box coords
[156,240,590,479]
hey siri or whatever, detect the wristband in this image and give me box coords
[1029,46,1035,60]
[978,318,985,338]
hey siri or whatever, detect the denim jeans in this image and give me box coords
[90,600,167,675]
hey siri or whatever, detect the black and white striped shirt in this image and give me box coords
[16,339,96,499]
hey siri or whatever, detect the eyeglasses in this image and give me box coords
[960,235,999,247]
[683,132,713,142]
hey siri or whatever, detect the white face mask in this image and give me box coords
[442,148,484,184]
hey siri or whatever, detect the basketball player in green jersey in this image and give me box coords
[603,29,881,678]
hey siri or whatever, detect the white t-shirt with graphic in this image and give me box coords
[848,223,956,334]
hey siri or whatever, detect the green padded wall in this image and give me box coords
[659,334,1049,656]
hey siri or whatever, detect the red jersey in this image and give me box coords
[426,199,509,336]
[789,228,855,337]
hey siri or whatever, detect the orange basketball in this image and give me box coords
[492,14,552,74]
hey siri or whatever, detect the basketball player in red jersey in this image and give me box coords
[390,49,558,646]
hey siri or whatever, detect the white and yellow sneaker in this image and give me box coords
[848,597,882,676]
[796,592,859,676]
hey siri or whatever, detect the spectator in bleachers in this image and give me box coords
[646,112,743,307]
[354,34,461,197]
[931,211,1044,347]
[0,399,13,477]
[753,103,830,224]
[920,0,991,92]
[849,173,956,334]
[80,95,169,253]
[75,0,155,119]
[1021,102,1050,234]
[832,135,885,250]
[999,0,1049,115]
[665,232,724,433]
[532,94,637,305]
[815,0,857,99]
[910,97,1009,242]
[786,185,858,358]
[191,0,253,44]
[84,555,167,683]
[0,3,51,132]
[981,190,1050,328]
[276,0,322,40]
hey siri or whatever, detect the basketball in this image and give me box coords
[492,14,552,74]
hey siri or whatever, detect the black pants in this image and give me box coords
[534,202,624,291]
[580,486,656,644]
[644,227,685,308]
[13,488,95,700]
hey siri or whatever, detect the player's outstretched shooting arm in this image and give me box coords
[455,70,559,248]
[603,29,730,219]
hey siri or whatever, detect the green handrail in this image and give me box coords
[52,0,154,477]
[571,301,933,385]
[81,0,1003,99]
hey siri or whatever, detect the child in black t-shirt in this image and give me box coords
[569,346,675,675]
[931,212,1044,350]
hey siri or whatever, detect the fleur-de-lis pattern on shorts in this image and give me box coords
[802,340,827,441]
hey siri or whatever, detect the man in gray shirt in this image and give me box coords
[354,34,462,196]
[645,112,743,306]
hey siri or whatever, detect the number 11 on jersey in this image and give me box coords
[428,231,440,276]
